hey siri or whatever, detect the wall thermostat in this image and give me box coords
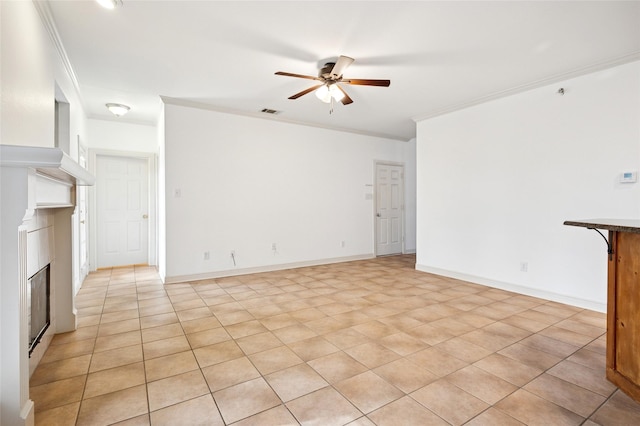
[620,171,638,183]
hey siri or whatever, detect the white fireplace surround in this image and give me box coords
[1,145,94,426]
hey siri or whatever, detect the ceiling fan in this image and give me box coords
[275,55,390,107]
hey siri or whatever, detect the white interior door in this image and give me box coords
[376,163,404,256]
[97,155,149,268]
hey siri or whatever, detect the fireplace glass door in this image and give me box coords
[28,265,50,355]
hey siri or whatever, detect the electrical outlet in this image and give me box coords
[272,243,277,251]
[520,262,528,272]
[203,251,210,260]
[341,240,346,248]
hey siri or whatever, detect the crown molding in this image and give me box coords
[33,0,85,106]
[160,96,410,142]
[413,51,640,123]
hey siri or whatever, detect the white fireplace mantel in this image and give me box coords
[1,145,94,426]
[1,144,94,192]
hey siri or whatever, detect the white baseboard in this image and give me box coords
[415,264,606,313]
[164,254,375,284]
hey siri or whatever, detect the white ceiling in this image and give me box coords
[46,0,640,141]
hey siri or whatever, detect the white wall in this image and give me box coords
[2,1,53,148]
[157,104,167,280]
[404,138,417,253]
[162,102,415,281]
[0,1,86,154]
[416,61,640,311]
[87,118,157,152]
[1,1,90,424]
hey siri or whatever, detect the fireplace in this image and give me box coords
[28,265,50,356]
[1,145,95,426]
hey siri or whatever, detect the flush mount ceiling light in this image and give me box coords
[106,103,130,117]
[96,0,122,10]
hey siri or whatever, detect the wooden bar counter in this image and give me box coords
[564,219,640,403]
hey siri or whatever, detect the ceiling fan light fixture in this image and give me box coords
[315,84,345,104]
[96,0,123,9]
[276,55,388,106]
[96,0,116,9]
[315,85,332,103]
[106,103,130,117]
[329,85,345,102]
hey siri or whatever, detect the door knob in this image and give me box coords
[80,220,85,224]
[142,214,149,219]
[376,213,381,217]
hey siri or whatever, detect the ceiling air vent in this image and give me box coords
[261,108,280,115]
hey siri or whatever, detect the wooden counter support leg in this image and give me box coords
[606,231,617,382]
[607,230,640,402]
[564,219,640,403]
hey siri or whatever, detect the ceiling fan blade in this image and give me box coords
[275,71,322,81]
[342,78,391,87]
[288,84,324,100]
[335,85,353,105]
[330,55,355,78]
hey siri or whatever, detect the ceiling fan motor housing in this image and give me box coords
[320,62,337,79]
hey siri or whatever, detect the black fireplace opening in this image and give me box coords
[28,265,50,356]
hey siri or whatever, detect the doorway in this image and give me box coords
[94,154,151,268]
[375,162,405,256]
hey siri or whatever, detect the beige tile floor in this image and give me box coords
[30,255,640,425]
